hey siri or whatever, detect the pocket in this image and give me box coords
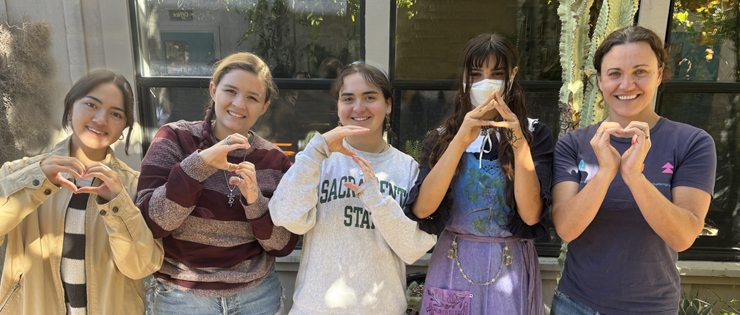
[0,274,22,313]
[153,280,175,295]
[423,285,471,315]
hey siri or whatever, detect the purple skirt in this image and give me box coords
[420,230,544,315]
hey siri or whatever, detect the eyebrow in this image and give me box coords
[607,64,651,72]
[224,84,263,98]
[85,95,125,113]
[341,91,380,97]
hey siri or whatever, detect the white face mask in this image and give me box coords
[463,79,507,108]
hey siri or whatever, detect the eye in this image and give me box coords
[247,96,258,102]
[470,72,481,77]
[343,97,354,103]
[224,89,237,94]
[608,72,621,77]
[111,112,124,119]
[635,69,648,75]
[493,71,506,77]
[365,95,376,101]
[86,102,97,108]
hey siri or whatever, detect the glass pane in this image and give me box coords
[659,92,740,250]
[135,0,361,78]
[397,89,559,155]
[395,0,563,80]
[144,87,338,161]
[669,0,739,82]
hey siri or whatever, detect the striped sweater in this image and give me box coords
[136,120,299,297]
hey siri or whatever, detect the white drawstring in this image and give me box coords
[479,131,493,169]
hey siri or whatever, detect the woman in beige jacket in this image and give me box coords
[0,70,163,315]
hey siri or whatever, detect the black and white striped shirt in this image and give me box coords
[61,177,93,315]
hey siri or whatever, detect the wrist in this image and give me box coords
[622,171,645,188]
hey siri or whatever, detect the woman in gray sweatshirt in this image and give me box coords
[269,62,437,315]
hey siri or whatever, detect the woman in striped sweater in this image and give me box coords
[136,52,300,314]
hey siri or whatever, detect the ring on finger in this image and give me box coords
[225,135,231,145]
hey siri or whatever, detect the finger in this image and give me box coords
[236,169,256,182]
[52,157,85,178]
[58,178,79,193]
[75,186,101,195]
[337,147,357,157]
[84,164,114,178]
[343,182,360,193]
[83,171,115,185]
[336,128,371,137]
[469,98,497,119]
[225,163,239,172]
[600,127,621,144]
[492,90,516,120]
[489,121,519,129]
[466,119,498,128]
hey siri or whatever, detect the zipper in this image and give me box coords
[0,274,22,312]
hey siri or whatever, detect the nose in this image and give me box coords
[92,109,107,126]
[620,74,636,90]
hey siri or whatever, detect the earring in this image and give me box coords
[384,115,391,132]
[338,120,343,127]
[119,134,125,141]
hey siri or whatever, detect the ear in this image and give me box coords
[260,100,271,116]
[209,81,217,100]
[511,66,519,79]
[657,65,664,83]
[596,72,603,92]
[385,97,392,116]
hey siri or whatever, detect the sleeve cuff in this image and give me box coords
[241,193,269,219]
[303,135,331,163]
[180,151,219,182]
[357,177,384,211]
[96,188,137,221]
[25,163,62,200]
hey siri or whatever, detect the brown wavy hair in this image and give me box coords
[426,34,533,210]
[199,52,278,149]
[330,62,393,132]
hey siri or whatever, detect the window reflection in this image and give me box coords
[136,0,361,78]
[669,0,738,82]
[660,93,740,249]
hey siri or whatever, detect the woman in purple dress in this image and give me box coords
[404,34,553,315]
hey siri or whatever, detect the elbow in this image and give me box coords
[412,205,432,219]
[555,229,577,243]
[521,213,541,226]
[670,237,696,253]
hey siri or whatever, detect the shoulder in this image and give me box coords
[656,118,715,156]
[658,118,711,140]
[158,120,204,139]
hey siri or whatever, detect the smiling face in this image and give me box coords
[337,73,391,137]
[210,69,270,140]
[597,41,663,121]
[69,83,127,156]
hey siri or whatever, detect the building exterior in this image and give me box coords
[1,0,739,310]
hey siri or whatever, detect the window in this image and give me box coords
[659,0,740,260]
[131,0,364,155]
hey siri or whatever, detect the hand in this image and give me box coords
[590,122,622,179]
[40,155,85,193]
[321,126,370,156]
[343,155,375,192]
[76,163,124,201]
[488,90,526,149]
[199,133,251,171]
[453,91,498,146]
[231,161,260,204]
[618,121,651,184]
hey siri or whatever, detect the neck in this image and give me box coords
[345,130,387,153]
[69,136,107,166]
[212,121,250,141]
[605,110,660,130]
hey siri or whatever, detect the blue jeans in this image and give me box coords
[153,270,283,315]
[551,288,605,315]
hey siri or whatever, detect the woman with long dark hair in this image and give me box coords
[405,34,553,314]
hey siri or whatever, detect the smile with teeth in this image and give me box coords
[87,126,107,135]
[351,117,370,121]
[617,95,638,100]
[228,110,246,118]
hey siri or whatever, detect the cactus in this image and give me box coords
[580,0,639,128]
[556,0,640,136]
[679,295,713,315]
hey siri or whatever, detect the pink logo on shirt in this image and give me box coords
[662,162,674,174]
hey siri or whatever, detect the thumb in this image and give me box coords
[343,182,360,193]
[337,147,356,157]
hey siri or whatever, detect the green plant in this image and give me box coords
[556,0,639,136]
[680,295,714,315]
[405,280,424,313]
[405,139,423,162]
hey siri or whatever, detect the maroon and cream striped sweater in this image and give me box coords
[136,120,299,297]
